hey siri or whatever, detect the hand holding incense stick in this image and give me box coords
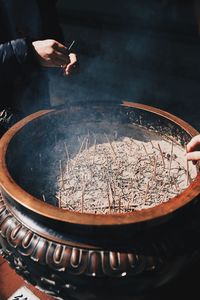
[62,40,78,76]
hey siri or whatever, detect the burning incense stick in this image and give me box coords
[57,191,62,208]
[186,159,190,185]
[78,136,87,155]
[158,143,165,168]
[104,133,117,157]
[107,182,113,214]
[142,143,151,163]
[59,160,64,187]
[168,142,174,177]
[114,130,118,140]
[64,142,70,161]
[64,142,70,174]
[172,175,179,193]
[85,136,89,151]
[67,40,76,52]
[118,198,121,213]
[150,140,154,149]
[185,146,191,185]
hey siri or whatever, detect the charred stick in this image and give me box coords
[114,130,118,140]
[118,197,121,213]
[58,191,61,208]
[81,191,85,213]
[104,133,117,157]
[107,182,113,214]
[81,182,87,213]
[85,131,90,151]
[142,143,151,163]
[168,142,174,177]
[64,142,70,161]
[64,142,70,174]
[158,143,166,169]
[172,175,179,193]
[71,136,87,170]
[186,159,191,185]
[150,140,154,150]
[144,180,150,202]
[59,160,64,187]
[85,137,89,151]
[78,136,87,155]
[152,156,157,180]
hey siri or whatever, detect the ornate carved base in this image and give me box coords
[0,195,192,300]
[1,103,200,299]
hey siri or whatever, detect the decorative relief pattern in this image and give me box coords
[0,195,169,299]
[0,197,164,278]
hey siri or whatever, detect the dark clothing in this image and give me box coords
[0,0,64,131]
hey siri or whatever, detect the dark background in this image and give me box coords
[50,0,200,132]
[52,1,200,299]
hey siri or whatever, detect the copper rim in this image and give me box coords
[0,101,200,226]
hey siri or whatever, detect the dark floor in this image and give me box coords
[0,257,53,300]
[0,255,200,300]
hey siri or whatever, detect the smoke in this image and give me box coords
[48,0,200,130]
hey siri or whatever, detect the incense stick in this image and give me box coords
[67,40,76,52]
[64,142,70,174]
[104,133,117,157]
[144,180,150,202]
[172,175,179,193]
[158,143,165,168]
[142,143,151,163]
[168,142,174,177]
[107,182,112,214]
[59,160,64,187]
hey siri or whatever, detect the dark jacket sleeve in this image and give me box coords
[0,38,37,83]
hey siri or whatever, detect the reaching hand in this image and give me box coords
[32,39,78,75]
[186,135,200,161]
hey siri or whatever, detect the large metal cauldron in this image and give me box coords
[0,101,200,300]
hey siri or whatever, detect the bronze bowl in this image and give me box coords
[0,101,200,300]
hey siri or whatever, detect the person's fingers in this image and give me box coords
[186,151,200,161]
[32,39,74,68]
[69,53,77,63]
[48,51,70,67]
[186,135,200,152]
[63,53,78,75]
[53,41,68,55]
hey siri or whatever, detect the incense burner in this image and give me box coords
[0,101,200,300]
